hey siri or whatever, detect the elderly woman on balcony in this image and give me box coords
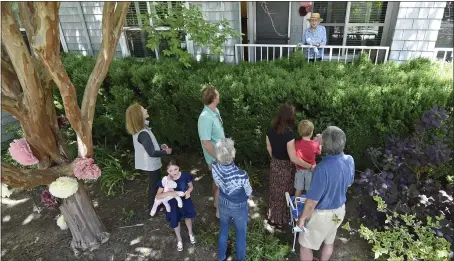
[302,13,327,62]
[212,138,253,261]
[297,126,354,261]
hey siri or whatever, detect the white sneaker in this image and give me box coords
[189,234,196,244]
[177,241,183,252]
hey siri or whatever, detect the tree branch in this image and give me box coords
[1,162,74,189]
[30,2,84,140]
[1,94,23,120]
[1,44,23,98]
[1,2,43,111]
[80,2,130,157]
[18,3,61,147]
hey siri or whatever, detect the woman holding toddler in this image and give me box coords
[265,104,314,228]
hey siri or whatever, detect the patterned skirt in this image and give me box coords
[267,157,295,226]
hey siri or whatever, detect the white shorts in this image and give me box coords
[299,204,346,250]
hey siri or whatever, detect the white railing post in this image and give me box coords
[384,47,389,64]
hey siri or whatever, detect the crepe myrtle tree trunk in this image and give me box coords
[60,183,110,254]
[0,2,130,254]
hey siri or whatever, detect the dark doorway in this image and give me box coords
[255,1,290,60]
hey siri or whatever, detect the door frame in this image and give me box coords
[247,2,256,44]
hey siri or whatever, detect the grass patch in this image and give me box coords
[198,217,291,261]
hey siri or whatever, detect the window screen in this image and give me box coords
[312,2,348,24]
[349,2,388,23]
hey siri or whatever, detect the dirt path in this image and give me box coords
[1,154,370,261]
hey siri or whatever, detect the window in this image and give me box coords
[312,2,347,46]
[125,30,157,58]
[123,1,187,58]
[312,1,388,48]
[313,2,348,23]
[349,2,387,23]
[436,1,453,48]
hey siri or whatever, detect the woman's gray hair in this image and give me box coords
[322,126,346,155]
[215,138,236,164]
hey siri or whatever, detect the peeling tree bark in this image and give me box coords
[1,1,130,254]
[1,163,74,189]
[1,3,65,167]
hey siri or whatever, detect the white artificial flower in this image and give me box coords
[49,177,79,199]
[1,183,12,198]
[56,214,68,230]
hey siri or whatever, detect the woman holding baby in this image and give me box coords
[126,103,196,252]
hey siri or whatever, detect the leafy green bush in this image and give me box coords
[198,217,291,261]
[94,145,139,196]
[57,54,453,169]
[237,161,262,188]
[360,196,451,261]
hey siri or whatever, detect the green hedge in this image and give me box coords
[57,53,453,169]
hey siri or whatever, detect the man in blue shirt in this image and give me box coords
[302,13,327,62]
[297,126,354,261]
[198,85,225,218]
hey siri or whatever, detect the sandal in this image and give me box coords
[177,241,183,252]
[189,234,196,244]
[216,210,220,219]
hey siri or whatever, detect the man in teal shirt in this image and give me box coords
[198,85,225,218]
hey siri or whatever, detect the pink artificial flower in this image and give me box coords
[8,138,39,166]
[73,158,101,180]
[41,189,59,210]
[299,2,312,13]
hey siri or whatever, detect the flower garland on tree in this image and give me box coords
[8,138,39,166]
[49,177,79,199]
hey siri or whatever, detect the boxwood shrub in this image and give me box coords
[57,53,453,169]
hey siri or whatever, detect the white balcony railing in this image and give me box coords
[234,44,390,65]
[432,48,453,69]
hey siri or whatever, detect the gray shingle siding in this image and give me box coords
[59,2,122,57]
[190,1,242,64]
[1,111,18,145]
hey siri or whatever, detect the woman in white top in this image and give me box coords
[126,103,172,213]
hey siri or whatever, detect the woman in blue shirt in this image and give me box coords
[303,13,327,62]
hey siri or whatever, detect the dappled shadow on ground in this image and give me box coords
[1,154,370,261]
